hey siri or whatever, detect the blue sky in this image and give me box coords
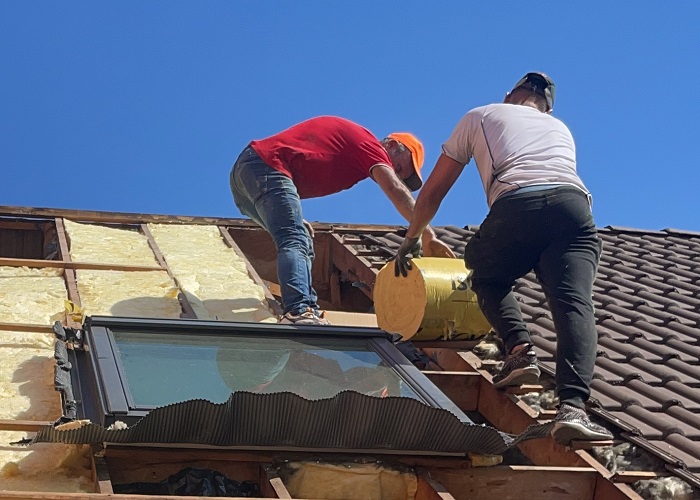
[2,2,699,232]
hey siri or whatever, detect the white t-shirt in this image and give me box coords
[442,103,589,207]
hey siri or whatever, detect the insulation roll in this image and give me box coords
[374,257,491,340]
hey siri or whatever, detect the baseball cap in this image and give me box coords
[387,132,424,191]
[511,72,556,112]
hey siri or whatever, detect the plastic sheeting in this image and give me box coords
[113,467,261,497]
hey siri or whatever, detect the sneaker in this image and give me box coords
[492,343,541,389]
[280,307,329,326]
[551,403,614,444]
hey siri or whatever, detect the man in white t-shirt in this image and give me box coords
[393,72,613,444]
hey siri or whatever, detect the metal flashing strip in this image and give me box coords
[85,315,390,339]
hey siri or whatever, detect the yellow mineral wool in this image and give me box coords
[148,224,276,322]
[0,267,63,277]
[75,269,181,318]
[63,219,158,266]
[0,432,92,492]
[282,461,418,500]
[0,343,60,421]
[374,258,492,341]
[0,267,67,324]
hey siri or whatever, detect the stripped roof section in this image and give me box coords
[338,225,700,478]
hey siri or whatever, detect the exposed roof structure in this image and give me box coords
[325,224,700,481]
[0,205,698,499]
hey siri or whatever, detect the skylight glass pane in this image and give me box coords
[112,330,422,407]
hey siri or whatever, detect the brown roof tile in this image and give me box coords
[337,225,700,479]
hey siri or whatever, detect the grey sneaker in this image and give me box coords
[551,403,614,444]
[492,343,541,389]
[280,307,329,326]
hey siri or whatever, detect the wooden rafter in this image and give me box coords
[218,226,283,316]
[54,218,82,330]
[419,346,646,499]
[140,224,198,319]
[90,445,114,494]
[330,233,378,300]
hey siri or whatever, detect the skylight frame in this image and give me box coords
[75,316,470,428]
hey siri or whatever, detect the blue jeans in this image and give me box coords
[465,186,601,409]
[230,146,319,315]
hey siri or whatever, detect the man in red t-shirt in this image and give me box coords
[230,116,454,325]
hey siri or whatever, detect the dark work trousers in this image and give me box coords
[464,186,602,409]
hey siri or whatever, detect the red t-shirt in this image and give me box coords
[249,116,393,199]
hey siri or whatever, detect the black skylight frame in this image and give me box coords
[69,316,472,429]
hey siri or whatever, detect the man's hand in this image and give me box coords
[421,232,457,258]
[391,236,422,277]
[424,238,456,258]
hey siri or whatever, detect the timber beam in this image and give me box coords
[419,346,650,499]
[140,224,198,319]
[330,233,378,299]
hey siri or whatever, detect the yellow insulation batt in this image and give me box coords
[62,219,182,318]
[0,433,92,492]
[148,224,276,322]
[374,257,492,341]
[76,269,181,318]
[0,265,89,492]
[0,331,60,421]
[63,219,158,266]
[0,267,66,325]
[281,461,418,500]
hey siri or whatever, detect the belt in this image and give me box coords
[497,183,573,201]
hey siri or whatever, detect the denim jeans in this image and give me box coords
[464,186,602,409]
[230,146,319,315]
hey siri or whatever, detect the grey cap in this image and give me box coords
[511,72,556,111]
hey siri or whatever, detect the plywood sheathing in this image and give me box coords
[62,220,181,319]
[147,224,276,323]
[0,432,92,493]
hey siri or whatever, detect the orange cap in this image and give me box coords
[387,132,424,191]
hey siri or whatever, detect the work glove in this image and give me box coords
[391,236,422,277]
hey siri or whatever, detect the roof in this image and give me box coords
[1,205,698,497]
[322,223,700,483]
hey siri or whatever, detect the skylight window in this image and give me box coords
[112,330,423,407]
[71,316,466,428]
